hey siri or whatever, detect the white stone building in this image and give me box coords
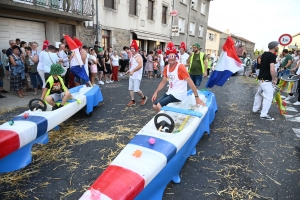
[96,0,173,52]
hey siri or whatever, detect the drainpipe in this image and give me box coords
[95,0,99,42]
[186,0,192,50]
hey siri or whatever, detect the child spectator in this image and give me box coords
[40,64,71,111]
[153,58,159,78]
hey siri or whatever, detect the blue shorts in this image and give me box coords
[154,93,180,107]
[189,74,203,87]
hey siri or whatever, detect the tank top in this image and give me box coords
[166,63,187,101]
[70,48,83,67]
[129,54,143,80]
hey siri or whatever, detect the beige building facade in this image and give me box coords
[218,30,255,57]
[0,0,95,51]
[172,0,212,52]
[205,26,221,57]
[97,0,172,52]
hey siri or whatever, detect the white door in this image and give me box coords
[0,17,45,51]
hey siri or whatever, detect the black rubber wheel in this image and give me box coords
[28,99,47,111]
[154,113,175,133]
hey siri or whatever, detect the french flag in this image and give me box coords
[206,36,243,88]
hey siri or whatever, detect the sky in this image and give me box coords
[208,0,299,50]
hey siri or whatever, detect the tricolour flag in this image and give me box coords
[206,36,243,88]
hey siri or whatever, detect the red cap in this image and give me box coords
[130,40,139,52]
[42,40,50,50]
[64,34,78,50]
[73,37,83,47]
[157,49,162,54]
[166,42,177,55]
[180,42,186,51]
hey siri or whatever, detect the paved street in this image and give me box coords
[1,74,300,200]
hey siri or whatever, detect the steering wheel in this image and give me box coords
[154,113,175,133]
[29,99,47,111]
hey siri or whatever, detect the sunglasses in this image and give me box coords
[168,54,177,59]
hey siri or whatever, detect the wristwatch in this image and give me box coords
[195,95,199,98]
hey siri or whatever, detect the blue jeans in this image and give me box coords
[190,74,203,87]
[279,69,290,77]
[0,78,3,87]
[154,93,181,107]
[28,72,42,89]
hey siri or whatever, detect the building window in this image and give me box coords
[208,33,216,41]
[201,2,206,15]
[191,0,197,9]
[178,17,185,33]
[148,0,154,20]
[198,25,203,37]
[104,0,114,9]
[189,22,195,35]
[162,6,167,24]
[129,0,137,15]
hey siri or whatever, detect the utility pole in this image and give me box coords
[95,0,99,42]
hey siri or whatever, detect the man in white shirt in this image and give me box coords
[58,44,69,72]
[178,42,190,70]
[42,45,60,80]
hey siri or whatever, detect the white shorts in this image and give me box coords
[49,92,65,102]
[128,78,141,92]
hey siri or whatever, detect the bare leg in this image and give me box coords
[45,96,55,106]
[129,90,135,100]
[136,90,144,98]
[17,90,23,98]
[61,91,71,105]
[153,102,162,113]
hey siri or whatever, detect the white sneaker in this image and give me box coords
[293,101,300,105]
[110,80,114,83]
[98,81,104,85]
[285,95,295,101]
[106,80,110,83]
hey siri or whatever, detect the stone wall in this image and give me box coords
[77,23,96,47]
[110,27,131,52]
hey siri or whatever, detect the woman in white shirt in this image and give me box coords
[111,51,119,81]
[89,49,98,86]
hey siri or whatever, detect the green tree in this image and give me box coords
[254,49,260,55]
[260,49,264,55]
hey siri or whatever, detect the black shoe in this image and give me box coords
[295,146,300,154]
[52,105,59,111]
[58,104,63,108]
[0,94,5,98]
[260,115,274,120]
[0,90,9,93]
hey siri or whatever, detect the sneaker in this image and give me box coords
[110,80,114,83]
[293,101,300,105]
[252,109,261,114]
[98,81,104,85]
[33,91,37,96]
[106,80,110,83]
[295,146,300,154]
[140,96,148,105]
[0,90,9,93]
[285,95,295,101]
[127,100,136,107]
[0,94,5,98]
[260,115,274,120]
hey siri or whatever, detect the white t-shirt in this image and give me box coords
[179,53,189,65]
[58,50,69,68]
[42,52,59,73]
[37,51,46,71]
[111,55,119,66]
[296,60,300,75]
